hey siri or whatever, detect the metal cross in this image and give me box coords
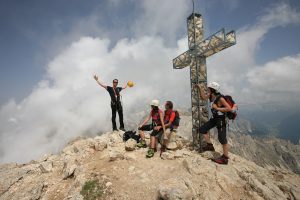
[172,12,236,151]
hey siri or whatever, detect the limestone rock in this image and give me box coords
[106,182,112,187]
[39,161,53,173]
[175,141,183,150]
[161,152,175,160]
[200,151,221,160]
[109,132,123,144]
[125,139,137,151]
[109,149,124,161]
[95,140,107,151]
[0,164,29,195]
[168,131,177,142]
[167,142,178,150]
[63,163,77,179]
[158,178,195,200]
[174,151,184,158]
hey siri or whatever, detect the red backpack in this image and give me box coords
[223,95,237,120]
[215,95,237,120]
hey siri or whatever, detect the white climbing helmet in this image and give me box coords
[208,82,220,92]
[150,99,159,107]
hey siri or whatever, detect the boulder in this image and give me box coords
[109,149,124,161]
[109,132,123,144]
[161,152,175,160]
[95,140,107,151]
[167,142,178,150]
[63,164,77,179]
[157,178,195,200]
[125,139,137,151]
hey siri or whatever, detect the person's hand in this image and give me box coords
[212,103,218,109]
[93,74,98,81]
[154,126,161,131]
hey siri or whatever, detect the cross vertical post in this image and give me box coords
[173,12,236,151]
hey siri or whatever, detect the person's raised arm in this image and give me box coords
[93,74,107,89]
[122,83,128,90]
[139,113,151,128]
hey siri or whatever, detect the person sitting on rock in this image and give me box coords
[196,82,232,165]
[137,99,165,158]
[160,101,177,154]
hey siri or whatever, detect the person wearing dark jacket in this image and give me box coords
[94,74,127,131]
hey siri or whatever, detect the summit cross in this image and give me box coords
[172,12,236,150]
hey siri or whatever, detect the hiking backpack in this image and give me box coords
[172,110,180,127]
[215,95,237,120]
[164,110,180,129]
[223,95,237,120]
[123,131,141,142]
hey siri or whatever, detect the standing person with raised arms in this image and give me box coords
[93,74,133,131]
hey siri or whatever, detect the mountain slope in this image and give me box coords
[0,129,299,200]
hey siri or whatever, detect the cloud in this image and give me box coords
[0,35,192,163]
[207,2,300,101]
[132,0,190,43]
[245,53,300,104]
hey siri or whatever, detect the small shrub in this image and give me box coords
[80,179,105,200]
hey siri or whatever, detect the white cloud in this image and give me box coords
[0,35,191,163]
[244,54,300,104]
[207,2,300,101]
[132,0,190,43]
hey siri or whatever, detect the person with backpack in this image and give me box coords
[93,74,127,131]
[196,82,232,165]
[137,99,165,158]
[160,101,180,153]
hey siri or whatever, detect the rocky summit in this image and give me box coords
[0,127,299,200]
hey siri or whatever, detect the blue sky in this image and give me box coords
[1,0,300,105]
[0,0,300,163]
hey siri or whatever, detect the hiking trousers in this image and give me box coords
[199,115,227,144]
[111,101,124,130]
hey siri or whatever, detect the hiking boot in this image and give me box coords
[113,128,119,132]
[202,143,215,152]
[212,155,229,165]
[137,140,147,148]
[146,149,155,158]
[120,127,126,131]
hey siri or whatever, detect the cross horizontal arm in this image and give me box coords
[193,29,236,58]
[173,51,192,69]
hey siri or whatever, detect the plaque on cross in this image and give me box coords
[173,13,236,150]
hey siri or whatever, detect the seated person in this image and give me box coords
[160,101,177,153]
[137,100,165,158]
